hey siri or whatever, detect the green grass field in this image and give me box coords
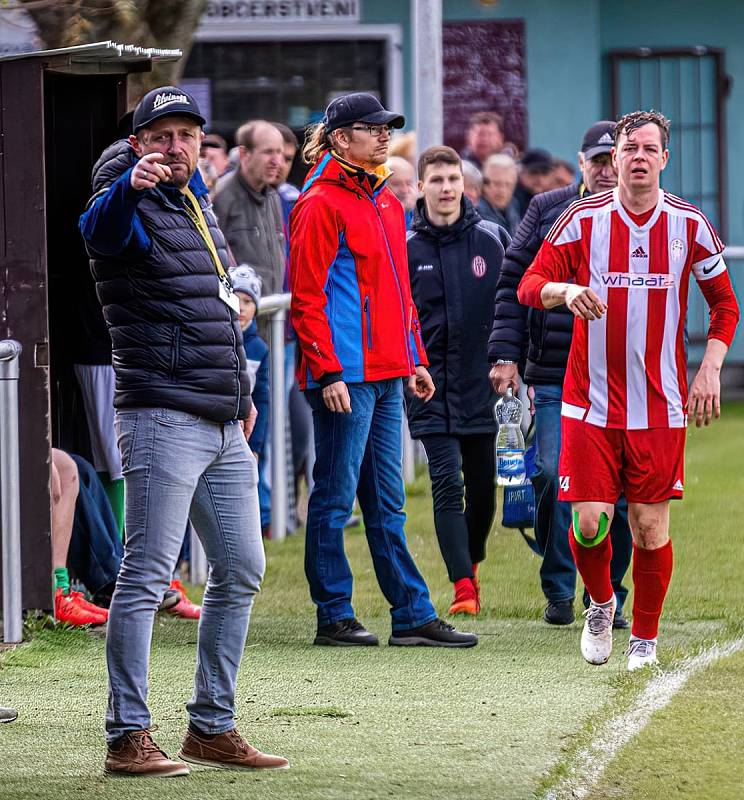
[1,404,743,799]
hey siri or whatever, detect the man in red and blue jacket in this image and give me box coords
[290,92,477,648]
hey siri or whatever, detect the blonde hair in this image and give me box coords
[302,122,334,165]
[388,131,416,162]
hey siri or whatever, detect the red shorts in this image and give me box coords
[558,418,686,505]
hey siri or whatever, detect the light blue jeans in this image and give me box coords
[106,408,265,743]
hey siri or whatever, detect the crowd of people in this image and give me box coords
[5,86,737,777]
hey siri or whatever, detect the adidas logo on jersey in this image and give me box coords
[673,479,684,491]
[417,264,434,272]
[631,245,648,259]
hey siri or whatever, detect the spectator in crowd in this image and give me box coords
[461,111,518,169]
[386,155,417,227]
[407,146,508,616]
[488,120,631,627]
[512,148,554,219]
[201,133,232,180]
[551,158,577,189]
[388,130,416,163]
[271,123,300,219]
[291,91,477,648]
[478,154,521,236]
[214,119,286,346]
[0,706,18,723]
[79,86,287,776]
[461,159,483,206]
[230,264,271,534]
[52,448,111,626]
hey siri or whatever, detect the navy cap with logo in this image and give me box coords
[581,120,616,159]
[132,85,207,133]
[323,92,405,133]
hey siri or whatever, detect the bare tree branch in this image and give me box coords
[16,0,207,99]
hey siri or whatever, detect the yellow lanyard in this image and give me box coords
[182,187,227,280]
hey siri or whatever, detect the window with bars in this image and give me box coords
[609,47,728,237]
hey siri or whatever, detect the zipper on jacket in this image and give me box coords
[170,325,182,380]
[364,295,372,350]
[369,198,413,373]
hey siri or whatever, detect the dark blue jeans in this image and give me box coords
[532,384,631,611]
[305,380,437,632]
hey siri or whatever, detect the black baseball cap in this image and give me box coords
[132,86,206,133]
[581,121,616,159]
[323,92,405,133]
[520,148,553,173]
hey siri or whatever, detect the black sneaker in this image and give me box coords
[388,618,478,648]
[314,618,379,646]
[543,600,575,626]
[158,588,181,612]
[613,610,630,629]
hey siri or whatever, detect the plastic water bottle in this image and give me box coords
[494,387,526,486]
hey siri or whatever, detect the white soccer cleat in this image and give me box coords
[626,637,658,671]
[580,595,617,665]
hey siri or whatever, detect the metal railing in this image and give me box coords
[258,293,292,542]
[0,340,23,643]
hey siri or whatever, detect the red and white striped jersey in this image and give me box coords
[518,188,739,430]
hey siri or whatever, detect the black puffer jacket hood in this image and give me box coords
[406,197,508,436]
[90,139,137,196]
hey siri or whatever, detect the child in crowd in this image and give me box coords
[229,265,270,530]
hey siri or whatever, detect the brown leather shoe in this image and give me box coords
[104,729,190,777]
[179,726,289,770]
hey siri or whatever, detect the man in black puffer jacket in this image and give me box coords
[488,121,633,628]
[407,146,509,616]
[80,87,287,776]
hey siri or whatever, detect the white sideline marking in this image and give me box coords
[543,636,744,800]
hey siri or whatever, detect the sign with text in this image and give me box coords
[203,0,360,24]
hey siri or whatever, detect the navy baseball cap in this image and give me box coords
[323,92,405,133]
[581,121,616,159]
[132,86,206,133]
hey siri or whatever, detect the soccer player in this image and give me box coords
[517,110,739,670]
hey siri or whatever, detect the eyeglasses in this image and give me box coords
[350,123,394,137]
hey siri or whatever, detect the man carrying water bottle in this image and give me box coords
[407,145,509,616]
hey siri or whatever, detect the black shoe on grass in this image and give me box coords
[314,618,379,646]
[158,588,181,612]
[543,600,575,626]
[613,610,630,629]
[388,618,477,648]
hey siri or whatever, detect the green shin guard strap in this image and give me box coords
[572,510,610,548]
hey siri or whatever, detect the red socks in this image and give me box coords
[568,525,614,605]
[631,540,673,639]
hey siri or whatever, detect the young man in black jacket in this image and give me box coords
[487,121,632,627]
[407,146,509,615]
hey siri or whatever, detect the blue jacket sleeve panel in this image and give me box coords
[79,168,151,256]
[248,350,270,454]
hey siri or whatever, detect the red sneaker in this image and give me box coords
[472,562,481,611]
[167,580,201,620]
[69,590,109,622]
[448,577,479,616]
[54,588,107,626]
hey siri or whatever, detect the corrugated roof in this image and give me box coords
[0,40,181,63]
